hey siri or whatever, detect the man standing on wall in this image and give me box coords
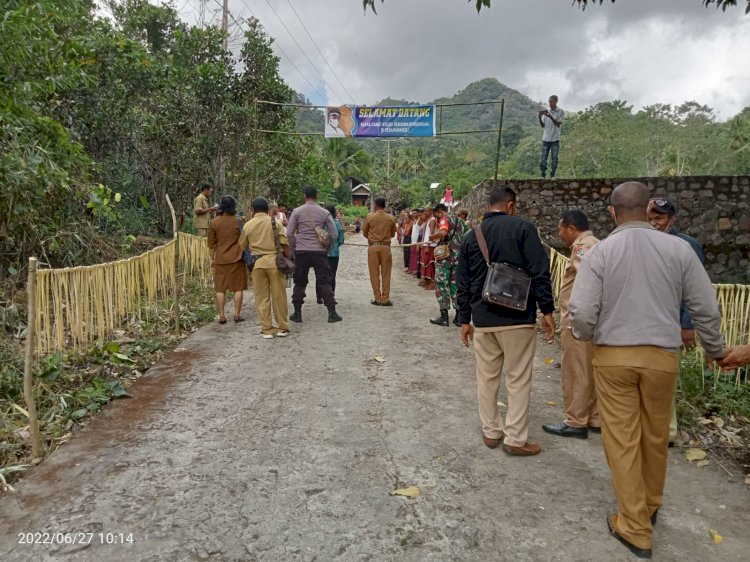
[538,95,564,179]
[286,186,342,324]
[569,182,724,559]
[542,210,600,439]
[193,182,218,237]
[457,186,556,457]
[364,197,397,306]
[647,197,706,446]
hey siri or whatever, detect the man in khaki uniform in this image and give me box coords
[543,210,600,439]
[569,182,724,559]
[193,183,217,237]
[239,197,290,339]
[363,196,397,306]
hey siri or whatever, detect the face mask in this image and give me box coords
[330,118,339,127]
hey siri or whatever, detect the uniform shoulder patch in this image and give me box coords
[575,246,585,257]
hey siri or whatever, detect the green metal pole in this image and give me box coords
[493,99,505,184]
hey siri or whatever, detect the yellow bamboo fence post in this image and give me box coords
[166,194,180,332]
[24,257,43,460]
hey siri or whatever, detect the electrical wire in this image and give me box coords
[235,0,329,101]
[284,0,355,104]
[258,0,347,103]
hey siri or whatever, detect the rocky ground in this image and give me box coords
[1,235,748,561]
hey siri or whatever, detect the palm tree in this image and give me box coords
[323,139,372,188]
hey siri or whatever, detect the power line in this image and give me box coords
[258,0,347,103]
[284,0,355,104]
[235,0,329,102]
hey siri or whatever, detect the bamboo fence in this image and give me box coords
[177,232,213,287]
[548,246,750,385]
[34,234,212,356]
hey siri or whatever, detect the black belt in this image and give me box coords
[369,242,391,246]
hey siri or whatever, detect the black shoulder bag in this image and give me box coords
[474,224,531,311]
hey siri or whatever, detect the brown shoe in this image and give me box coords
[502,442,541,456]
[423,282,435,290]
[483,434,503,449]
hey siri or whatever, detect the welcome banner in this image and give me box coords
[324,105,436,138]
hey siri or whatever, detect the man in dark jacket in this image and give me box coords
[457,186,556,456]
[647,197,706,445]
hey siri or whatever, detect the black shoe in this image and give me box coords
[453,313,461,327]
[542,421,588,439]
[290,306,302,323]
[380,301,393,307]
[588,425,601,434]
[316,297,323,305]
[429,309,449,327]
[328,307,343,324]
[370,300,381,306]
[668,441,675,448]
[607,515,652,558]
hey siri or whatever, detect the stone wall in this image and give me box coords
[460,176,750,282]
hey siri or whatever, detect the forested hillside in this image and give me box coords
[293,77,750,210]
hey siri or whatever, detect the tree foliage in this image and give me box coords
[1,0,334,281]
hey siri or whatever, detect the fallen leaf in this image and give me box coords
[543,357,554,364]
[698,418,714,426]
[545,401,559,406]
[496,401,507,408]
[709,529,723,544]
[685,448,707,461]
[744,475,750,486]
[712,417,725,429]
[374,356,385,363]
[174,347,188,352]
[696,460,710,468]
[391,486,419,498]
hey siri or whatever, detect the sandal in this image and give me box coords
[233,316,245,323]
[218,317,227,324]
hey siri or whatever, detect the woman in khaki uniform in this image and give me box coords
[208,196,247,324]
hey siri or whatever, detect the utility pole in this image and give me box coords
[221,0,229,51]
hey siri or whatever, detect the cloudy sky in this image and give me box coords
[185,0,749,119]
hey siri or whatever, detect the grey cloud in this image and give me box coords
[209,0,749,117]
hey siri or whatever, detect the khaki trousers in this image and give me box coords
[593,346,678,550]
[367,246,392,302]
[251,267,289,335]
[473,327,536,448]
[561,329,599,428]
[668,350,682,441]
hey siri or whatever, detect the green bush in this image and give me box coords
[678,350,750,420]
[338,205,369,224]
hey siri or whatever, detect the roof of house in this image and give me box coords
[352,183,371,194]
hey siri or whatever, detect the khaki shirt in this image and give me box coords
[363,210,397,244]
[559,230,599,329]
[193,193,210,231]
[239,213,288,269]
[569,221,724,358]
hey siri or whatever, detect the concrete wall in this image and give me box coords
[460,176,750,282]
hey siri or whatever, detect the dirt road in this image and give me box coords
[1,237,748,561]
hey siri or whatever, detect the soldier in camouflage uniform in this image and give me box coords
[429,204,469,327]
